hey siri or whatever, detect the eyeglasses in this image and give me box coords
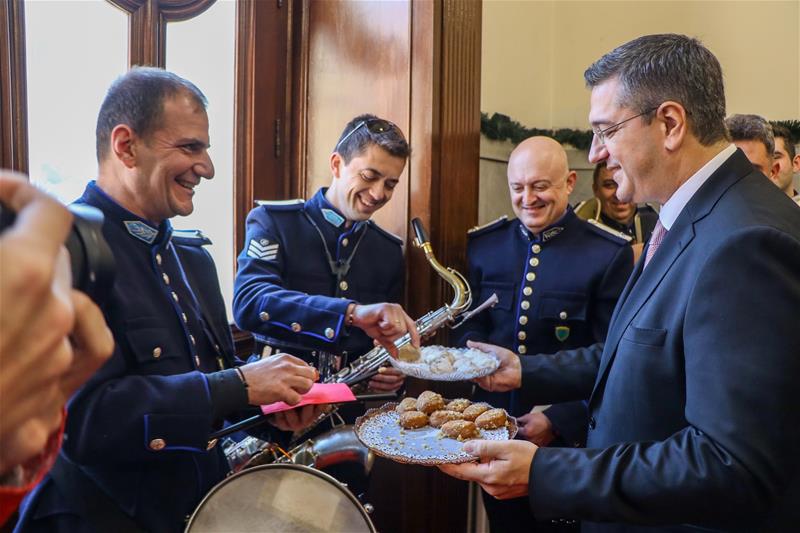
[592,105,659,146]
[335,118,403,151]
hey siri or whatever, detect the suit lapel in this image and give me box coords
[587,148,754,406]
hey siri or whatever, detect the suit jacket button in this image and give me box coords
[291,322,302,332]
[588,416,596,430]
[152,347,162,359]
[149,438,166,451]
[325,328,335,339]
[259,311,270,321]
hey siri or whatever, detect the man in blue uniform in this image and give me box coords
[456,136,633,533]
[234,114,419,395]
[16,68,319,532]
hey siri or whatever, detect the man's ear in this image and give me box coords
[330,152,343,179]
[792,153,800,173]
[565,170,577,194]
[110,125,137,169]
[769,159,780,179]
[659,101,688,152]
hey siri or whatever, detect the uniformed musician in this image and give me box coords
[456,137,633,533]
[574,162,658,261]
[16,68,318,533]
[233,114,419,397]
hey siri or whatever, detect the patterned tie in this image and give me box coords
[644,220,667,268]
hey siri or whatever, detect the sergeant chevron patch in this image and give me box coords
[247,238,279,261]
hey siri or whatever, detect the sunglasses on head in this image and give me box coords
[335,118,403,151]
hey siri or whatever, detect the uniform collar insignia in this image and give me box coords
[124,220,158,244]
[542,226,564,242]
[321,208,345,228]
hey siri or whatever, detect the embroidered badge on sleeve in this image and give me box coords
[247,238,279,261]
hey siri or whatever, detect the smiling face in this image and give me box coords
[593,165,636,224]
[127,94,214,222]
[588,78,664,204]
[328,143,406,222]
[507,137,576,234]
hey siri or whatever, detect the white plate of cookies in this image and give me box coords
[389,345,499,382]
[354,391,517,465]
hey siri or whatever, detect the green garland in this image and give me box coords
[481,113,800,149]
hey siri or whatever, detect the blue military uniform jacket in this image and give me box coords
[233,187,404,364]
[17,182,253,533]
[456,208,633,447]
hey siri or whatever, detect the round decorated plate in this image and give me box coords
[354,402,517,465]
[388,345,499,381]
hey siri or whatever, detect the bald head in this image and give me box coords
[508,136,570,179]
[507,136,576,234]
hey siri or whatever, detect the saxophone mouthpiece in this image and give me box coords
[411,218,429,245]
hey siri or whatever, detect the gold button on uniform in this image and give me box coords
[523,287,532,296]
[194,355,201,367]
[259,311,270,322]
[559,311,568,320]
[342,238,349,247]
[325,327,335,339]
[518,345,527,354]
[156,254,162,265]
[291,322,302,332]
[182,313,188,323]
[530,257,540,267]
[339,280,348,291]
[152,347,162,359]
[532,244,541,254]
[518,331,527,341]
[526,272,535,282]
[519,316,528,325]
[162,273,170,284]
[521,301,530,310]
[172,292,179,303]
[149,438,166,451]
[189,335,196,346]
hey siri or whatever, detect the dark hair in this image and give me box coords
[725,114,774,156]
[96,67,207,162]
[771,123,796,160]
[592,162,608,186]
[584,34,728,146]
[334,113,410,163]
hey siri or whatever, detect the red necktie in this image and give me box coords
[644,220,667,268]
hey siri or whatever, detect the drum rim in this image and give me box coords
[185,463,377,533]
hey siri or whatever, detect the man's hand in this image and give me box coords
[517,411,556,447]
[241,353,317,406]
[0,173,114,474]
[438,439,537,500]
[349,302,420,358]
[269,404,326,432]
[367,365,405,393]
[469,341,522,392]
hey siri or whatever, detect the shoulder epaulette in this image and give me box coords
[367,220,404,246]
[585,218,632,244]
[255,198,305,211]
[172,229,212,246]
[574,198,601,221]
[467,216,509,238]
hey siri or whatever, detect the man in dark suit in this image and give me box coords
[440,33,800,532]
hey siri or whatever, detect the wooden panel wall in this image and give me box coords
[289,1,482,531]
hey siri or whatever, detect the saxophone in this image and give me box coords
[211,218,498,449]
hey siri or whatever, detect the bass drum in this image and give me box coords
[185,463,377,533]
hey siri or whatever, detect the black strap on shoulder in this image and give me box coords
[302,211,368,297]
[49,455,145,533]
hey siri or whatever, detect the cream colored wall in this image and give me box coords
[479,0,800,224]
[482,0,800,128]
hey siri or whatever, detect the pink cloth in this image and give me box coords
[260,383,357,415]
[644,220,667,268]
